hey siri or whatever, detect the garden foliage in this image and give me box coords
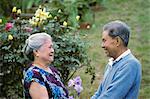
[0,2,96,98]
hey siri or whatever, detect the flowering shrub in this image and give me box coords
[0,5,95,98]
[0,14,30,98]
[68,76,83,99]
[29,6,51,26]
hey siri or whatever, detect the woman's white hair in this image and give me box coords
[22,33,52,60]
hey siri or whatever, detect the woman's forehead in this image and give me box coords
[43,39,53,46]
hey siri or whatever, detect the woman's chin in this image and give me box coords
[48,58,54,63]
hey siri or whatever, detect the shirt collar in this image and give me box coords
[108,49,131,67]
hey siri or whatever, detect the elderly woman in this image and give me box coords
[22,33,68,99]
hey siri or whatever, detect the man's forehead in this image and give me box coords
[102,31,109,37]
[102,31,114,40]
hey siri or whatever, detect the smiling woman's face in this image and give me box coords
[101,31,118,58]
[36,39,54,64]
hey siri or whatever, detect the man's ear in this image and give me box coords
[115,36,122,47]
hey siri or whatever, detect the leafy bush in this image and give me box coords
[0,0,22,16]
[0,20,29,98]
[0,5,95,98]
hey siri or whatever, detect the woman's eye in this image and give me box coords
[49,45,53,49]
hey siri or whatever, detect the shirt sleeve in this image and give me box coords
[24,69,45,89]
[91,83,103,99]
[97,60,138,99]
[91,65,109,99]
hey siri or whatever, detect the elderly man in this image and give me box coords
[91,20,141,99]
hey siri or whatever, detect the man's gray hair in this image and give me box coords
[103,20,130,47]
[22,33,52,60]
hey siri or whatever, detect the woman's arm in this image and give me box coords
[29,82,49,99]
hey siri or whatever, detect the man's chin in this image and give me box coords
[106,53,111,58]
[104,52,110,57]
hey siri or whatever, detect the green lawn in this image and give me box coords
[75,0,150,98]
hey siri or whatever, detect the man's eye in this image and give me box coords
[102,39,106,42]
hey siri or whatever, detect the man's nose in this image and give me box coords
[101,42,105,48]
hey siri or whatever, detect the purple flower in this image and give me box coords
[74,84,83,95]
[68,79,75,87]
[69,96,74,99]
[73,76,82,85]
[68,76,83,96]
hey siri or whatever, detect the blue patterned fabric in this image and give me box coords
[23,64,68,99]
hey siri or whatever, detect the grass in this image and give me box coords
[74,0,150,98]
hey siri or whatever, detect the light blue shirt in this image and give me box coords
[91,50,141,99]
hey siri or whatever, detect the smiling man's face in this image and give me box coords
[101,31,118,58]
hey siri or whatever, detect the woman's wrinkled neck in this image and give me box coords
[33,59,50,69]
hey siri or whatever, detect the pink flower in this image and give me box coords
[5,23,13,31]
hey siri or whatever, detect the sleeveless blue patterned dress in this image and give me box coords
[23,64,69,99]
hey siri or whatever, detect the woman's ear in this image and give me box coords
[33,50,39,57]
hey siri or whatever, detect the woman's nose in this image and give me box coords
[51,48,54,53]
